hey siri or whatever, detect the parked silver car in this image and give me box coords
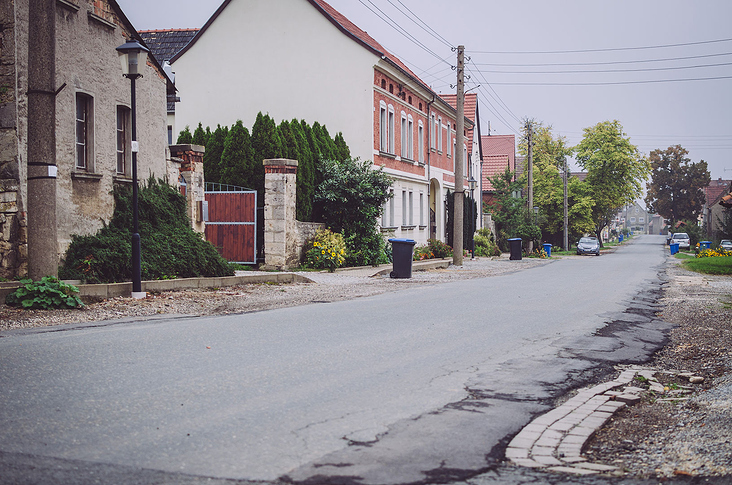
[577,236,600,256]
[720,239,732,251]
[670,232,690,250]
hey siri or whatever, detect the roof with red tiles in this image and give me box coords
[705,178,732,206]
[480,135,516,191]
[442,93,479,149]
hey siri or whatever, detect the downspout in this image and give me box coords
[426,95,435,236]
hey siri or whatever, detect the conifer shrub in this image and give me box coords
[60,178,234,283]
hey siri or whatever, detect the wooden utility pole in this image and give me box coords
[563,156,569,251]
[453,45,465,266]
[526,121,534,254]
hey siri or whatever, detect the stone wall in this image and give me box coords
[0,0,27,279]
[169,144,205,233]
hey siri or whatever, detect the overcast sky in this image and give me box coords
[118,0,732,183]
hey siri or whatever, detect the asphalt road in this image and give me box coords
[0,235,674,485]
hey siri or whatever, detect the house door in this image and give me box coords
[429,179,439,240]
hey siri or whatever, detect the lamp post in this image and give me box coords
[468,175,477,258]
[117,39,149,299]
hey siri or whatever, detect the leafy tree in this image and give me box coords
[176,125,193,144]
[315,158,393,266]
[574,120,650,245]
[518,123,594,246]
[220,120,255,189]
[192,122,207,146]
[644,145,710,229]
[203,124,228,185]
[486,167,541,251]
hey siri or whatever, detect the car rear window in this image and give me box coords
[673,233,689,238]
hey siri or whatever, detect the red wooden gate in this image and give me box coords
[204,185,257,264]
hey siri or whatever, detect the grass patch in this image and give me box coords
[682,255,732,275]
[674,252,695,260]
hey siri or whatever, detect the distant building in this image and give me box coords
[480,134,516,207]
[614,202,652,235]
[702,178,732,240]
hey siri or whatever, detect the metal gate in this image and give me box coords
[204,183,257,264]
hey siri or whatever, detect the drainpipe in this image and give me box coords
[426,95,435,237]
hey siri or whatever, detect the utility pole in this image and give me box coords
[526,121,534,254]
[563,156,568,252]
[27,0,58,279]
[453,45,465,266]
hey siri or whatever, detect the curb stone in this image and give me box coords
[505,365,701,475]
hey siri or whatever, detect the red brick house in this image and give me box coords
[480,134,516,207]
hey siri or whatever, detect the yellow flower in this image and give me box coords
[321,250,325,254]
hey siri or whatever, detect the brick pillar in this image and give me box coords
[262,158,298,270]
[169,144,205,233]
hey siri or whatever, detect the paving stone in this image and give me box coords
[511,458,546,468]
[580,416,610,428]
[505,447,529,459]
[592,410,614,419]
[535,435,561,448]
[548,419,575,432]
[560,455,587,464]
[513,428,542,442]
[547,466,598,475]
[560,434,588,445]
[603,390,622,396]
[574,462,619,472]
[533,454,564,466]
[623,386,645,393]
[596,403,623,413]
[557,445,583,457]
[531,414,559,427]
[615,393,641,405]
[567,426,595,437]
[507,437,536,450]
[531,445,556,456]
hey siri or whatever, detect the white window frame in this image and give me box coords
[437,116,443,152]
[418,120,424,163]
[419,192,424,226]
[389,190,395,227]
[379,101,387,152]
[116,105,130,175]
[446,122,451,157]
[402,190,408,226]
[388,105,395,154]
[407,115,414,160]
[430,114,436,149]
[408,191,414,225]
[401,112,407,158]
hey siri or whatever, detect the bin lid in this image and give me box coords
[507,238,522,241]
[389,238,416,244]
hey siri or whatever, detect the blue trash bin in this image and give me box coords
[700,241,712,250]
[543,243,552,258]
[670,243,679,255]
[388,238,416,278]
[508,238,522,260]
[619,234,624,243]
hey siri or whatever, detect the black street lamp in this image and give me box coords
[117,39,149,299]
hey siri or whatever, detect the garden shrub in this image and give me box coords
[60,178,234,283]
[304,229,346,272]
[5,277,84,310]
[426,239,452,259]
[473,228,502,257]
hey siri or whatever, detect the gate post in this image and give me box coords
[169,144,205,234]
[262,158,298,270]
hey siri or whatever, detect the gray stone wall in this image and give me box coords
[0,0,27,279]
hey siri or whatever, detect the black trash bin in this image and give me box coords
[388,238,416,278]
[508,237,522,260]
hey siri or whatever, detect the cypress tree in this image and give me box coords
[250,112,284,199]
[203,124,227,185]
[220,120,255,190]
[176,125,193,144]
[334,132,350,162]
[192,122,207,146]
[278,120,298,160]
[312,122,335,161]
[290,120,315,222]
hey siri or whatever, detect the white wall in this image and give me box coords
[173,0,377,162]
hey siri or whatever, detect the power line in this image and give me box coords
[476,60,732,75]
[486,75,732,86]
[471,37,732,55]
[357,0,447,64]
[385,0,453,49]
[472,52,732,67]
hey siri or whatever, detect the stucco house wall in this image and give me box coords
[0,0,171,279]
[171,0,474,246]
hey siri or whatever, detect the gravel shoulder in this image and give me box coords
[2,252,730,480]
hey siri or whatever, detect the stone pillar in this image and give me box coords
[169,144,205,233]
[262,158,298,271]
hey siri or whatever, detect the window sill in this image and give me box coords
[380,226,399,232]
[379,151,396,159]
[419,225,427,230]
[71,171,102,181]
[113,175,133,184]
[401,225,416,230]
[57,0,79,11]
[88,11,116,30]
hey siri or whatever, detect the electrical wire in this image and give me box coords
[485,75,732,86]
[471,51,732,67]
[385,0,454,49]
[476,61,732,75]
[471,37,732,55]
